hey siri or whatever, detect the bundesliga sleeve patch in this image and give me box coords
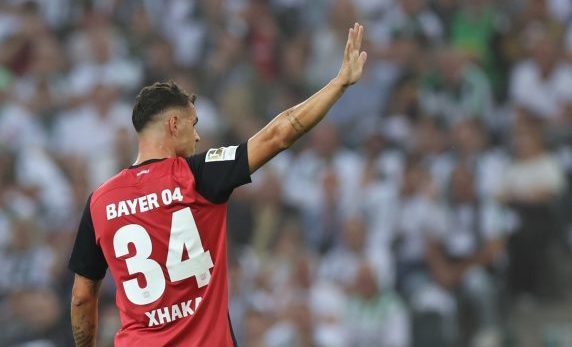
[205,146,238,162]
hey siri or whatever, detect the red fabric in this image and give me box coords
[90,157,234,347]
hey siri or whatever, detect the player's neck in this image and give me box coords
[134,136,176,165]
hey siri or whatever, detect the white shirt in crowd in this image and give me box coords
[441,202,506,259]
[510,60,572,120]
[283,148,364,217]
[0,103,47,152]
[500,153,567,200]
[52,102,133,187]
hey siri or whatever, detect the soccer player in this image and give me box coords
[68,23,367,347]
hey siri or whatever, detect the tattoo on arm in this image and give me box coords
[72,324,95,347]
[70,277,101,347]
[286,110,306,135]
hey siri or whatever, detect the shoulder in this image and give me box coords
[91,169,129,206]
[185,143,251,204]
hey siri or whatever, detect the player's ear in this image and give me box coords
[167,115,178,136]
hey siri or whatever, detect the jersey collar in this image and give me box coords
[129,158,167,169]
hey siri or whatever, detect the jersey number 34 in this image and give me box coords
[113,207,214,305]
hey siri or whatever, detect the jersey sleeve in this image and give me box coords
[68,195,108,280]
[186,142,252,203]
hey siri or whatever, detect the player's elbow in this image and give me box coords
[71,288,97,307]
[274,117,296,150]
[261,120,292,152]
[275,133,293,151]
[71,279,100,307]
[71,296,92,310]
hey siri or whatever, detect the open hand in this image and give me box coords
[336,23,367,87]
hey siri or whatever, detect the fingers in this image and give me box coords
[351,23,358,49]
[345,27,352,60]
[345,23,365,64]
[348,23,364,52]
[356,24,364,51]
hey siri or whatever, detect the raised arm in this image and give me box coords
[247,23,367,173]
[71,274,102,347]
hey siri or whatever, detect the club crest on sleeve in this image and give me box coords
[205,146,238,162]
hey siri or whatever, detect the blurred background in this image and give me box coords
[0,0,572,346]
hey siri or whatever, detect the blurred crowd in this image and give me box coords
[0,0,572,346]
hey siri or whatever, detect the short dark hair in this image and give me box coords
[132,81,196,132]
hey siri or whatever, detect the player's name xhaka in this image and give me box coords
[106,187,184,220]
[145,296,202,327]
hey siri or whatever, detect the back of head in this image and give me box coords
[132,81,196,133]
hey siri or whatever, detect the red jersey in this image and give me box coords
[69,144,251,347]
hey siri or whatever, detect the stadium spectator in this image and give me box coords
[448,0,507,95]
[426,164,505,347]
[499,116,567,299]
[449,119,508,200]
[419,47,495,126]
[344,261,410,347]
[319,214,387,290]
[509,28,572,124]
[283,123,363,253]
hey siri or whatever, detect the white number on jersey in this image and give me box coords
[113,207,214,306]
[166,208,213,286]
[114,224,165,305]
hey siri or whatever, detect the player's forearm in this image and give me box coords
[70,272,103,347]
[279,77,348,146]
[247,77,348,172]
[71,295,98,347]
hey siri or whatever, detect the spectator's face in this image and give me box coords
[513,128,542,159]
[354,264,378,298]
[0,151,16,191]
[329,0,357,32]
[532,37,559,74]
[91,29,113,64]
[274,224,301,257]
[395,81,418,114]
[256,170,282,204]
[322,168,339,203]
[402,164,425,195]
[92,84,117,112]
[147,39,174,71]
[527,0,549,19]
[440,50,465,85]
[414,120,444,155]
[400,0,424,15]
[452,120,485,155]
[199,0,225,22]
[288,302,313,333]
[30,36,62,77]
[392,38,423,69]
[281,38,307,82]
[18,5,45,37]
[130,7,151,36]
[293,257,313,289]
[462,0,490,14]
[244,309,268,342]
[343,216,366,252]
[11,220,36,250]
[362,132,385,158]
[451,167,475,202]
[311,123,339,157]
